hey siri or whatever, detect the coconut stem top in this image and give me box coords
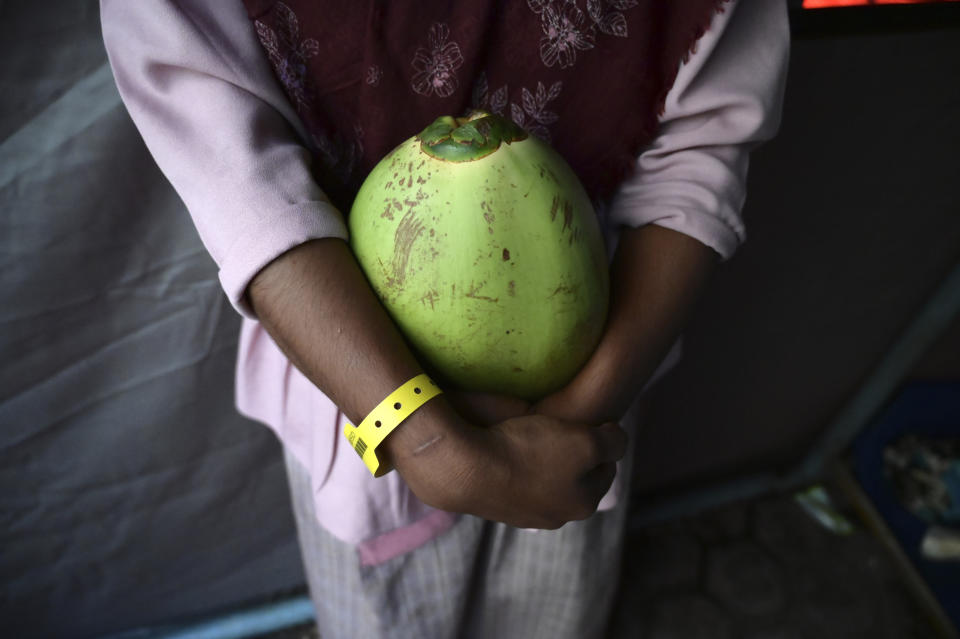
[417,110,528,162]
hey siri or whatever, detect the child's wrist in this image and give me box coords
[379,394,468,470]
[381,395,482,511]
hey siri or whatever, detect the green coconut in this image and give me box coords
[349,111,609,400]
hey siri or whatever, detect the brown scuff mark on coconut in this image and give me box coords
[419,289,439,310]
[537,163,560,185]
[507,280,515,296]
[502,248,510,261]
[548,282,579,299]
[561,199,574,232]
[391,210,425,288]
[377,257,393,289]
[481,202,496,234]
[550,195,560,222]
[381,203,394,221]
[465,281,499,303]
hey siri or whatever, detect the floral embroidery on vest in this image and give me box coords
[471,73,508,116]
[253,3,319,112]
[586,0,637,38]
[529,0,595,69]
[509,81,562,142]
[472,73,562,143]
[411,23,464,98]
[528,0,638,69]
[366,65,383,87]
[311,126,361,186]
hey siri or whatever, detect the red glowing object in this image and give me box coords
[804,0,959,6]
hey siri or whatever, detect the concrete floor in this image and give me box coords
[258,473,953,639]
[607,478,947,639]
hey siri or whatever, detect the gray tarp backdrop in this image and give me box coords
[3,2,959,638]
[1,4,304,637]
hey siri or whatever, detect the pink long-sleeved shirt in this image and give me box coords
[101,0,789,565]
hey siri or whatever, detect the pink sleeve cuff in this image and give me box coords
[219,200,348,317]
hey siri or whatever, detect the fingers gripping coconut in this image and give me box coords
[349,111,610,400]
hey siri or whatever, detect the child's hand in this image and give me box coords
[532,383,599,424]
[462,413,626,528]
[394,410,627,529]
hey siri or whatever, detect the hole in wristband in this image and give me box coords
[375,420,382,427]
[414,387,421,394]
[394,402,402,410]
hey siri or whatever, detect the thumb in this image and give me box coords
[592,421,628,463]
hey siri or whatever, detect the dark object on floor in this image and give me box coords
[884,433,960,527]
[854,382,960,630]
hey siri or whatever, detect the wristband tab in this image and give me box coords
[343,374,442,477]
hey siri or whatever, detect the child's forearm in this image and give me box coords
[535,224,718,423]
[248,238,437,427]
[246,238,470,494]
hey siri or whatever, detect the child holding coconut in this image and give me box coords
[102,0,789,636]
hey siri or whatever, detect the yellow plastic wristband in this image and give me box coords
[343,374,442,477]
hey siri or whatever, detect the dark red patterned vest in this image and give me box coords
[242,0,728,212]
